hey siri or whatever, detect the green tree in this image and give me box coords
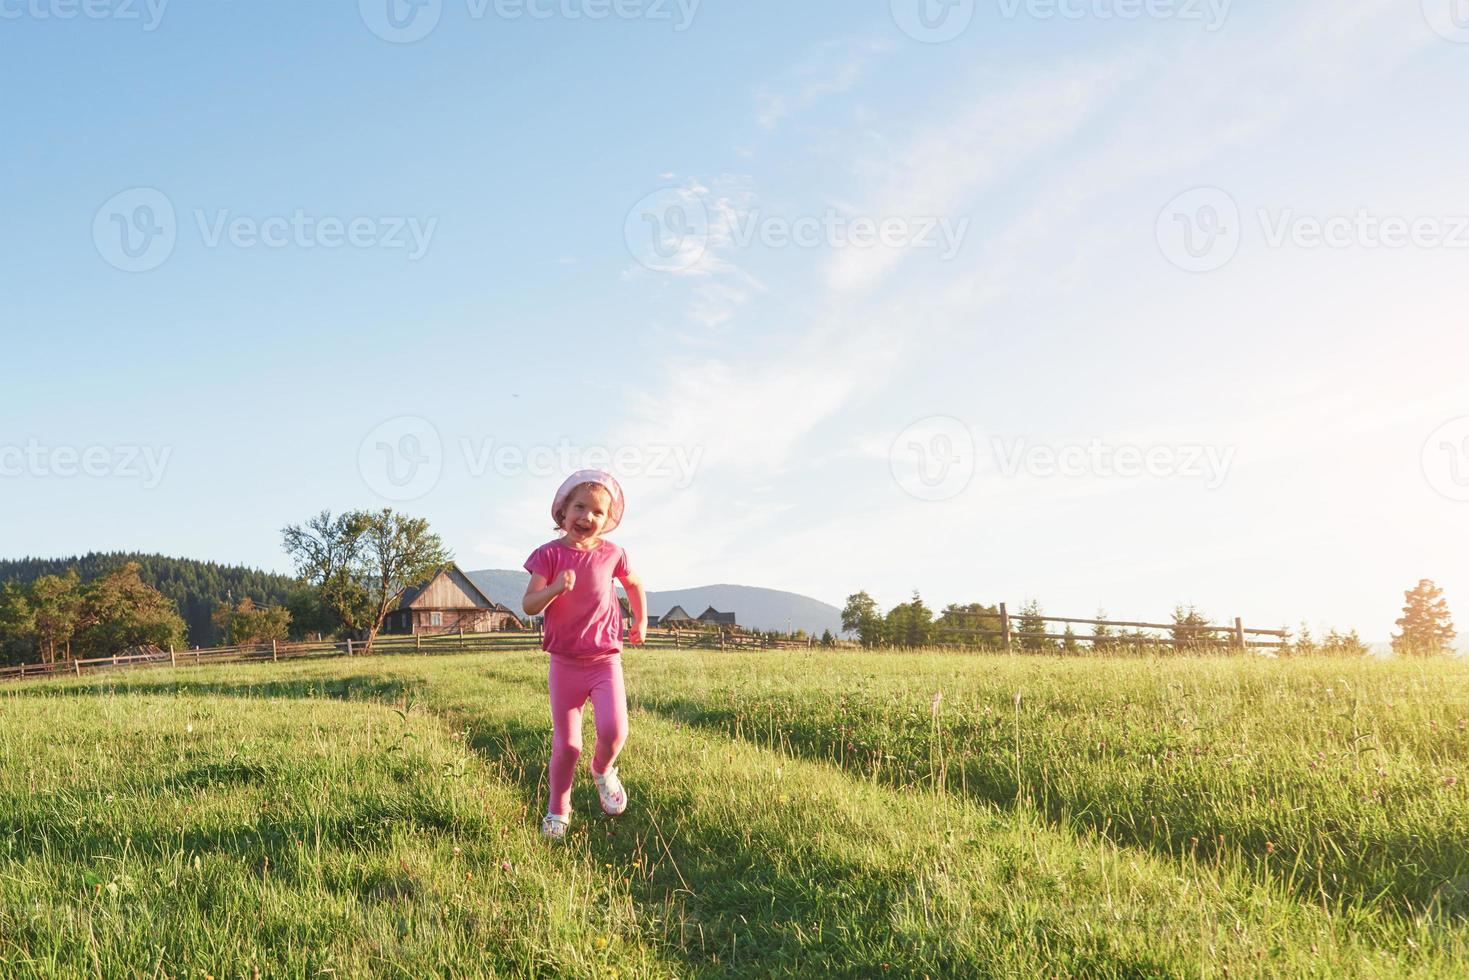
[884,592,934,648]
[282,510,375,637]
[1392,579,1456,656]
[358,509,452,653]
[212,597,292,646]
[76,563,186,656]
[30,571,84,663]
[1170,604,1218,653]
[1091,607,1113,654]
[0,583,37,665]
[820,629,835,648]
[1062,624,1079,654]
[1322,628,1370,657]
[1018,599,1053,653]
[934,602,1001,648]
[841,592,886,648]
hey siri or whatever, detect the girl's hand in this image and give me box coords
[555,570,576,594]
[628,621,646,646]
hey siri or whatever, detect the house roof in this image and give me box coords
[698,606,737,624]
[393,563,521,620]
[661,604,695,622]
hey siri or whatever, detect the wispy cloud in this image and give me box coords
[756,38,893,132]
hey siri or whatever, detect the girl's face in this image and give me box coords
[563,485,612,541]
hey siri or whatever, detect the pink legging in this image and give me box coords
[547,652,628,816]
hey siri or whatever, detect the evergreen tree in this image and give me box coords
[1392,579,1456,656]
[1018,599,1053,653]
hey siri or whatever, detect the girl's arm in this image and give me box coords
[523,571,574,617]
[618,569,648,645]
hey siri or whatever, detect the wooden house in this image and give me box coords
[659,605,697,626]
[384,563,523,635]
[698,606,737,627]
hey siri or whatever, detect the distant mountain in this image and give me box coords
[0,553,300,648]
[466,569,843,636]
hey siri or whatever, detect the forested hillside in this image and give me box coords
[0,553,299,648]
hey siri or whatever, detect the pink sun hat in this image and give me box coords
[552,469,625,534]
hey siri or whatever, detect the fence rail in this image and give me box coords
[0,625,816,683]
[941,604,1288,652]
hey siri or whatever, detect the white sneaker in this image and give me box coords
[540,813,570,840]
[593,766,627,815]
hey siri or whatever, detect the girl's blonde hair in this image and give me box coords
[553,481,613,531]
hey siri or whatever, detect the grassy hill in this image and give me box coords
[467,569,844,635]
[0,553,300,648]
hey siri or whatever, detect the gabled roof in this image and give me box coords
[661,604,695,622]
[698,606,737,624]
[393,562,518,615]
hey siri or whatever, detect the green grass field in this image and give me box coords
[3,650,1467,978]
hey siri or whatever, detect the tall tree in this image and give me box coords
[0,583,37,665]
[840,591,886,648]
[358,509,451,653]
[212,597,292,646]
[282,510,374,636]
[1392,579,1456,656]
[884,591,934,648]
[934,602,1001,648]
[30,571,83,663]
[1170,604,1217,653]
[76,563,187,656]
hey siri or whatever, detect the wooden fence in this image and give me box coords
[0,626,817,684]
[937,604,1288,652]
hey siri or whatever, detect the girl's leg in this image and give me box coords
[547,657,590,816]
[587,657,629,776]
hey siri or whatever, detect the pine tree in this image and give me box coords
[1392,579,1456,656]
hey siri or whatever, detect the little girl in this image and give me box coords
[522,469,647,840]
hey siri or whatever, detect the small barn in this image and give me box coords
[384,563,523,635]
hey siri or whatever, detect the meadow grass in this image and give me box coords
[2,648,1466,978]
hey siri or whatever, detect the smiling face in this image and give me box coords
[560,483,612,543]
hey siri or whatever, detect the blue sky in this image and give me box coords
[2,0,1466,643]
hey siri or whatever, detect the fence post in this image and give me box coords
[1233,617,1245,651]
[347,639,354,657]
[416,633,422,653]
[74,659,81,677]
[720,632,725,652]
[999,603,1012,652]
[170,646,176,668]
[272,639,278,662]
[459,627,465,651]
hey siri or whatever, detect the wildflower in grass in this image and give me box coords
[1446,776,1458,787]
[501,860,513,872]
[1265,841,1275,854]
[595,936,609,949]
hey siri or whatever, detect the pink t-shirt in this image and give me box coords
[524,538,631,657]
